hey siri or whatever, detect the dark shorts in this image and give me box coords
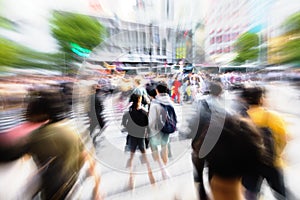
[128,135,146,153]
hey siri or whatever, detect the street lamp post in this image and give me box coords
[149,23,153,73]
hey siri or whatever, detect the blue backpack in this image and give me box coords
[159,103,177,134]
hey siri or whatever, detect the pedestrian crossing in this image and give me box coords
[90,94,198,199]
[0,108,25,133]
[1,91,296,199]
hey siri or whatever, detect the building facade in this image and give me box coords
[204,0,274,64]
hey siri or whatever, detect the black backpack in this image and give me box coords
[159,103,177,134]
[260,127,276,165]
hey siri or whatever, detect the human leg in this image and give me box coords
[149,134,170,180]
[177,91,181,104]
[127,136,139,189]
[124,134,131,152]
[128,152,135,189]
[263,166,286,200]
[191,152,208,200]
[160,133,170,165]
[140,151,155,185]
[149,135,159,161]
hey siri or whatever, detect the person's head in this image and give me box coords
[209,81,223,97]
[129,93,142,109]
[156,81,169,94]
[92,84,100,93]
[240,86,265,106]
[134,78,141,86]
[25,89,67,123]
[146,84,157,99]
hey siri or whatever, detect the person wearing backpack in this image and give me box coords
[240,86,288,200]
[148,81,177,179]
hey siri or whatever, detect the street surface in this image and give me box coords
[0,81,299,200]
[87,81,300,200]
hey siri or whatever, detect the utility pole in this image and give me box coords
[149,23,153,73]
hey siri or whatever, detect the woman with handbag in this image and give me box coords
[122,93,155,189]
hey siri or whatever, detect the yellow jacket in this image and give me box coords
[247,106,287,168]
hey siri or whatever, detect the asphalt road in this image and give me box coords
[0,81,299,200]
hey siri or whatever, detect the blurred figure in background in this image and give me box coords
[88,84,107,145]
[1,89,101,199]
[171,76,182,104]
[189,90,266,200]
[132,77,150,109]
[117,75,134,113]
[240,87,288,200]
[60,81,74,114]
[188,81,225,199]
[145,81,158,101]
[122,93,155,189]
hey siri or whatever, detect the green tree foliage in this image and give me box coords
[0,39,21,67]
[0,12,106,73]
[0,16,15,30]
[232,32,259,64]
[280,12,300,63]
[0,37,62,70]
[282,12,300,35]
[50,11,107,61]
[0,14,62,71]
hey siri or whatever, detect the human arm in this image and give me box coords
[148,103,159,134]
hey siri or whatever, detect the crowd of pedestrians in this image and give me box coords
[115,71,289,200]
[0,69,291,200]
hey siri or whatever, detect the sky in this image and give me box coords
[0,0,206,52]
[0,0,143,52]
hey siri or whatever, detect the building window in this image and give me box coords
[223,46,230,53]
[223,34,228,42]
[231,32,239,40]
[162,39,167,55]
[216,35,222,43]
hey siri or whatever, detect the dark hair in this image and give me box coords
[208,81,223,96]
[241,86,265,105]
[156,81,169,94]
[25,89,67,123]
[206,114,265,178]
[146,83,157,98]
[129,93,141,110]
